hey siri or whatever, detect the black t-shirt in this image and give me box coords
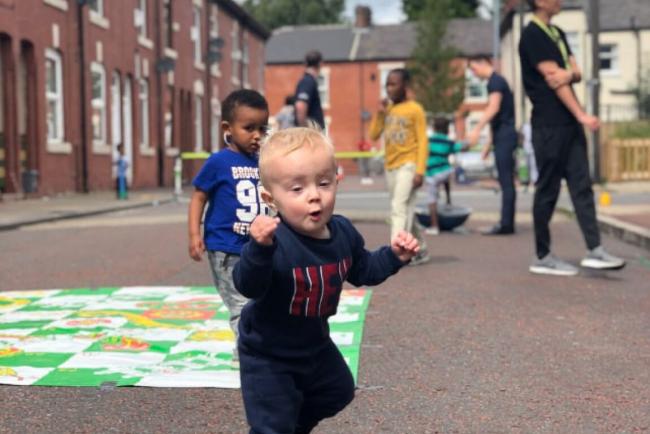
[487,72,515,133]
[294,72,325,129]
[519,21,577,127]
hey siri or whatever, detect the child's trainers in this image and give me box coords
[425,226,440,236]
[408,250,431,266]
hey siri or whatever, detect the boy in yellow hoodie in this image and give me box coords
[369,68,430,265]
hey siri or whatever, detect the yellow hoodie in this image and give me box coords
[369,99,428,175]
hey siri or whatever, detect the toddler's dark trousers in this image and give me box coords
[240,339,355,434]
[532,123,600,259]
[494,127,518,231]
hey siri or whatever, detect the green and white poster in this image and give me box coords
[0,286,372,388]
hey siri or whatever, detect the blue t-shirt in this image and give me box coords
[294,73,325,129]
[192,148,268,254]
[487,72,515,133]
[233,215,404,358]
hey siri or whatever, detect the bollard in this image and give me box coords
[599,191,611,207]
[174,157,182,197]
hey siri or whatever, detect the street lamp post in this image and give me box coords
[588,0,601,183]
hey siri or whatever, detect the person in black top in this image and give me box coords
[294,50,325,129]
[467,55,518,235]
[234,127,419,433]
[519,0,625,276]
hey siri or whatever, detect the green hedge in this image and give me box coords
[612,121,650,139]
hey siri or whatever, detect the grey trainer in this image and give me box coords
[408,250,431,266]
[580,246,626,270]
[529,253,579,276]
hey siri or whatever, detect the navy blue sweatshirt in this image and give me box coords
[233,215,404,358]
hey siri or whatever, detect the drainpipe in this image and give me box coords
[154,0,164,186]
[205,3,211,152]
[76,0,89,193]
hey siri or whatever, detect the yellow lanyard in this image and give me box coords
[531,15,571,70]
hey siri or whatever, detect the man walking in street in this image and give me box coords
[294,50,325,129]
[467,55,518,235]
[519,0,625,276]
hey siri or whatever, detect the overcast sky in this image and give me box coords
[343,0,492,24]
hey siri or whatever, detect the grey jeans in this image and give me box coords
[207,251,249,346]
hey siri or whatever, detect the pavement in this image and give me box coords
[1,176,650,251]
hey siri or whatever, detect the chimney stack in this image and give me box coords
[354,5,372,28]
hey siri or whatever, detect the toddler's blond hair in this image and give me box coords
[259,127,336,187]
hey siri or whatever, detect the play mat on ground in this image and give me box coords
[0,286,371,388]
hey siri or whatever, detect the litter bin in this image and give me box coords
[22,170,39,193]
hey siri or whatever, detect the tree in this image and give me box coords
[242,0,345,31]
[408,0,465,114]
[403,0,479,20]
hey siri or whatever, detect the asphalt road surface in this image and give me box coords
[1,201,649,433]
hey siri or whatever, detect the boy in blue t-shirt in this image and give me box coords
[424,117,468,234]
[114,143,129,200]
[233,127,420,434]
[188,89,270,363]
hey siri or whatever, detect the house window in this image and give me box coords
[111,71,121,147]
[209,5,218,38]
[465,68,487,101]
[45,49,64,143]
[88,0,103,15]
[164,85,174,148]
[192,6,202,65]
[600,44,618,73]
[90,63,107,146]
[565,32,580,64]
[162,0,173,48]
[232,22,240,83]
[195,95,203,151]
[135,0,147,38]
[378,63,405,99]
[138,78,149,148]
[242,41,249,87]
[210,98,221,152]
[317,69,330,108]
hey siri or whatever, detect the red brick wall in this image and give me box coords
[0,0,267,196]
[266,59,487,174]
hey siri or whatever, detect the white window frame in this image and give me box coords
[378,62,405,100]
[136,0,147,38]
[163,0,173,49]
[210,98,221,152]
[318,67,330,109]
[110,71,122,147]
[231,22,241,85]
[90,62,108,149]
[242,38,250,88]
[164,85,174,149]
[88,0,103,15]
[192,6,204,69]
[564,31,581,70]
[43,0,69,11]
[194,95,204,151]
[599,44,619,75]
[464,68,488,103]
[138,78,151,153]
[89,0,109,29]
[465,112,490,146]
[45,48,67,150]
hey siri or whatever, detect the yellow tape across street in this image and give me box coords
[180,151,384,160]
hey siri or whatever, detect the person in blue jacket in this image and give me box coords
[233,127,420,434]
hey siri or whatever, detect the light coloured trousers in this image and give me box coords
[385,163,426,249]
[208,251,249,360]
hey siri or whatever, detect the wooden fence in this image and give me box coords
[602,137,650,181]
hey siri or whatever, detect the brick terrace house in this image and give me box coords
[0,0,268,197]
[264,6,493,172]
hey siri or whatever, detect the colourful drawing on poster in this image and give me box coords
[0,287,372,388]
